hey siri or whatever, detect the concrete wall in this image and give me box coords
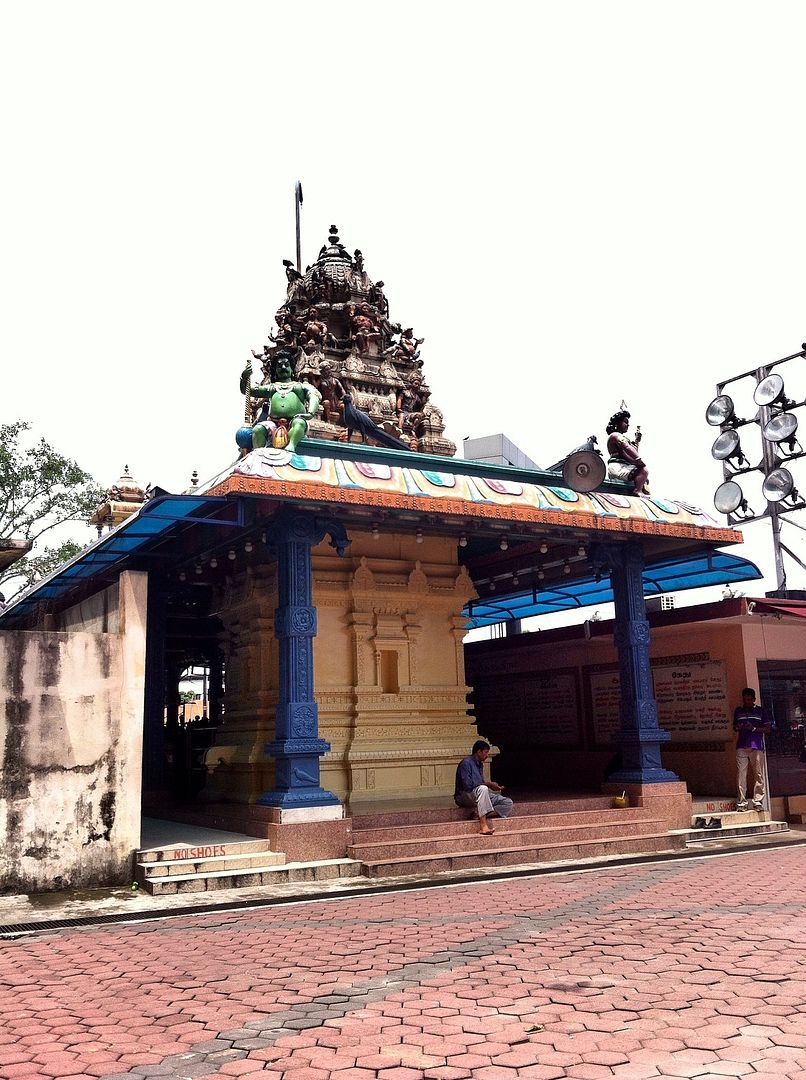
[0,572,147,891]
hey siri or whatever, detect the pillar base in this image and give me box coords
[256,789,341,811]
[265,804,344,824]
[607,766,679,785]
[603,780,692,830]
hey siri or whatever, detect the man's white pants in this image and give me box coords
[456,785,513,819]
[737,748,765,804]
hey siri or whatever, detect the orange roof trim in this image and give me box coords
[207,452,739,545]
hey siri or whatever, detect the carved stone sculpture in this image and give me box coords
[237,226,455,456]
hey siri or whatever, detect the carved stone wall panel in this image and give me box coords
[205,527,481,810]
[352,688,473,709]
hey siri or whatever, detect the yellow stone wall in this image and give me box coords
[211,529,481,812]
[314,531,480,812]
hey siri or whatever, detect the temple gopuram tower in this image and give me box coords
[248,226,455,457]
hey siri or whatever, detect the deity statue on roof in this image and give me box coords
[606,408,650,495]
[237,351,322,455]
[235,225,455,457]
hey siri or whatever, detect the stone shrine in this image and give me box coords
[245,226,455,458]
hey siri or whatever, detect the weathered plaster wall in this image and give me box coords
[209,530,480,812]
[55,582,120,633]
[0,572,147,891]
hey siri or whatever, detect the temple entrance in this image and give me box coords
[142,579,226,813]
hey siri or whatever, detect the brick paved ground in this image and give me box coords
[2,847,806,1080]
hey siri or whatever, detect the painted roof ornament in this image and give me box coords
[237,227,455,458]
[90,465,146,535]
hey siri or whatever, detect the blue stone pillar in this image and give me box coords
[258,512,348,810]
[591,541,678,784]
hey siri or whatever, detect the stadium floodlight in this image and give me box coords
[762,411,798,446]
[754,373,787,408]
[711,429,745,463]
[705,394,737,427]
[714,480,746,515]
[762,468,797,504]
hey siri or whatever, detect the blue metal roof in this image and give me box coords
[0,494,235,624]
[464,550,762,628]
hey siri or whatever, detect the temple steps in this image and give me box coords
[681,797,789,845]
[349,801,685,878]
[135,839,361,895]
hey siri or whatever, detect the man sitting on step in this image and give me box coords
[454,740,514,835]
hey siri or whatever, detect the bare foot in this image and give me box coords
[480,824,494,835]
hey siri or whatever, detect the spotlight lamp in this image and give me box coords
[754,373,794,410]
[705,394,739,427]
[762,468,798,504]
[762,411,799,450]
[710,429,746,464]
[714,480,749,516]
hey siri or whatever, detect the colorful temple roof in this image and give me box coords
[209,442,738,549]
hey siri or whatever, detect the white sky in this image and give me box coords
[2,1,805,603]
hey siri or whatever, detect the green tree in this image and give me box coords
[0,421,105,597]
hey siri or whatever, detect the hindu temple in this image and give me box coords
[2,224,788,896]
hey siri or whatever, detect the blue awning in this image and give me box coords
[464,550,762,628]
[0,494,237,624]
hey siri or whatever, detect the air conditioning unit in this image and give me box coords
[645,594,675,612]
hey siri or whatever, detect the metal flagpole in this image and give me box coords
[295,181,303,273]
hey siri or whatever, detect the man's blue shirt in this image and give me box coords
[455,755,485,799]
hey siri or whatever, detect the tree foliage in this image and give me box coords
[0,421,105,595]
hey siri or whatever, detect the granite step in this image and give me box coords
[351,795,616,831]
[350,806,658,845]
[359,831,683,878]
[141,858,363,895]
[349,816,669,862]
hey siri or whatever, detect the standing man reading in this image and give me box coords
[454,740,513,835]
[733,687,772,811]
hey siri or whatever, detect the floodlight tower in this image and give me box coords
[707,343,806,594]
